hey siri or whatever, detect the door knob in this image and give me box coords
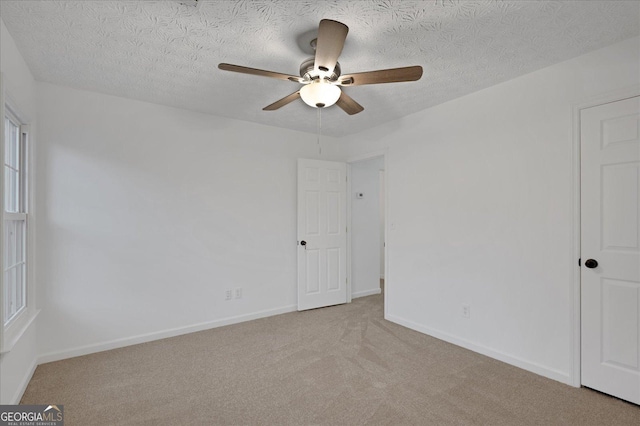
[300,240,306,246]
[584,259,598,269]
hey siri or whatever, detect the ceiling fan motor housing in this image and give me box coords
[300,57,341,82]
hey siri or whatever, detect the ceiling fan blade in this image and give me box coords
[338,66,423,86]
[314,19,349,75]
[219,63,303,83]
[263,91,301,111]
[335,92,364,115]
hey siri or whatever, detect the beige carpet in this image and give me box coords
[22,293,640,425]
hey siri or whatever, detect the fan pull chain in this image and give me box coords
[317,107,322,156]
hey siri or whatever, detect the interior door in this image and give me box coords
[581,95,640,404]
[297,159,347,311]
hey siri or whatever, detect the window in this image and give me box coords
[3,108,27,326]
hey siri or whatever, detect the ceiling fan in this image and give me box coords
[218,19,423,115]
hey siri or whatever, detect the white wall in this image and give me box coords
[350,156,384,298]
[0,18,39,404]
[36,82,343,360]
[344,36,640,385]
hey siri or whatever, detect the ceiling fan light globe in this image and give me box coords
[300,81,341,108]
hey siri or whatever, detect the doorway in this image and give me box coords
[349,155,386,301]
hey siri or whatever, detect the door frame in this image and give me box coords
[570,85,640,387]
[346,150,388,314]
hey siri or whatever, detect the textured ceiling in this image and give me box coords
[1,0,639,136]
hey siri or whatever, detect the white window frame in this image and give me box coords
[4,108,27,321]
[0,74,38,353]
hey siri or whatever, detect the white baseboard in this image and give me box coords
[10,358,37,404]
[39,304,297,364]
[352,288,382,299]
[385,314,571,386]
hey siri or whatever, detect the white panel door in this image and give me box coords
[581,96,640,404]
[297,159,347,311]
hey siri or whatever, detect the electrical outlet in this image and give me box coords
[225,289,233,301]
[235,288,242,299]
[461,304,470,319]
